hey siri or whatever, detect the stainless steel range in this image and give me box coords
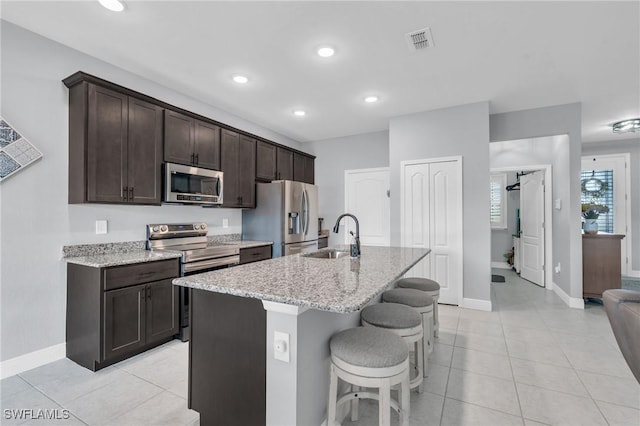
[146,223,239,341]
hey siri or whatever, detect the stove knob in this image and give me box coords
[160,225,168,232]
[152,226,159,232]
[193,224,200,230]
[201,223,207,230]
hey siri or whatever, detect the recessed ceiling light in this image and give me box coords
[364,96,379,103]
[317,46,335,58]
[232,75,249,84]
[98,0,125,12]
[293,110,306,117]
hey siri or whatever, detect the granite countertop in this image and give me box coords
[173,245,430,313]
[65,250,182,268]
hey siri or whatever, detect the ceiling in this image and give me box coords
[2,1,639,144]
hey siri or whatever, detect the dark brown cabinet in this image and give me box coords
[164,110,221,170]
[256,141,277,181]
[583,234,625,298]
[67,259,179,371]
[239,245,272,265]
[294,153,315,184]
[221,130,256,208]
[276,147,294,180]
[66,82,163,205]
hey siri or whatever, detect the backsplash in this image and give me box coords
[63,234,241,258]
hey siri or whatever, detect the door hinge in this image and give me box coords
[542,264,545,271]
[387,189,390,198]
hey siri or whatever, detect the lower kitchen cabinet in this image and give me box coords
[67,259,179,371]
[239,245,272,265]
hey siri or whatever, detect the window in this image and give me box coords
[490,173,507,229]
[581,169,613,233]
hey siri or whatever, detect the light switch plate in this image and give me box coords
[96,220,108,235]
[222,218,229,228]
[554,199,562,210]
[274,331,290,363]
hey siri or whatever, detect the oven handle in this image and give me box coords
[182,256,240,274]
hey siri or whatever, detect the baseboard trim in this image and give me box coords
[0,343,66,379]
[552,283,584,310]
[461,298,492,312]
[491,262,511,270]
[625,270,640,278]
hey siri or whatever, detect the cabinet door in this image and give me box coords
[87,84,128,203]
[146,279,179,343]
[194,120,221,170]
[238,135,256,207]
[164,110,194,166]
[293,153,306,183]
[128,98,163,205]
[104,284,146,361]
[304,155,315,184]
[221,129,240,207]
[276,147,294,180]
[256,141,277,181]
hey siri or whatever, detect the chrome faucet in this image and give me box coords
[333,213,361,258]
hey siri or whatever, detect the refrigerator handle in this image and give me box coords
[302,189,309,235]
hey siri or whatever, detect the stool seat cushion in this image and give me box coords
[330,327,409,368]
[382,288,433,307]
[397,277,440,292]
[361,303,422,329]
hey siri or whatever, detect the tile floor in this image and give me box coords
[2,269,639,425]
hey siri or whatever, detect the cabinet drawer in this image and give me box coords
[104,259,179,291]
[239,245,272,265]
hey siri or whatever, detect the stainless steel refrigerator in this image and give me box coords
[242,181,318,257]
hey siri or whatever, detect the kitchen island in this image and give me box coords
[174,245,430,426]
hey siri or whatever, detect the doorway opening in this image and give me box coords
[490,165,553,289]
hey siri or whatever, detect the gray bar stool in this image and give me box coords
[382,288,434,377]
[327,327,410,426]
[397,277,441,338]
[361,303,424,393]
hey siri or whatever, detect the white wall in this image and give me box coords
[0,22,301,362]
[490,103,582,298]
[582,138,640,274]
[306,131,389,247]
[389,102,492,303]
[490,136,572,293]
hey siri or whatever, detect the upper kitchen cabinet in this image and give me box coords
[276,147,294,181]
[164,110,221,170]
[65,79,163,205]
[221,130,256,208]
[293,152,315,184]
[256,140,277,181]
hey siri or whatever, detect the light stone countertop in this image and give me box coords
[65,250,183,268]
[173,245,431,313]
[220,240,273,249]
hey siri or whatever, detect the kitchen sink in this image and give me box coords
[304,249,351,259]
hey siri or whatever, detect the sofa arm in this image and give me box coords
[603,289,640,383]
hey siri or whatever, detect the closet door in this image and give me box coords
[401,158,462,305]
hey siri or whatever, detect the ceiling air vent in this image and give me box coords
[405,27,434,51]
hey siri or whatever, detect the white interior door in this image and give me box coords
[520,171,545,286]
[344,168,390,246]
[401,158,462,305]
[581,155,630,275]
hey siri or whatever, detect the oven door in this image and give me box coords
[178,255,240,342]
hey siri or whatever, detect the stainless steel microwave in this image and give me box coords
[164,162,223,205]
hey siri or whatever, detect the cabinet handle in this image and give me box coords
[191,153,195,164]
[195,153,199,165]
[123,186,128,201]
[129,187,134,201]
[239,196,243,204]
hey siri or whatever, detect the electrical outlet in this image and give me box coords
[222,218,229,228]
[274,331,290,363]
[554,263,561,274]
[95,220,108,235]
